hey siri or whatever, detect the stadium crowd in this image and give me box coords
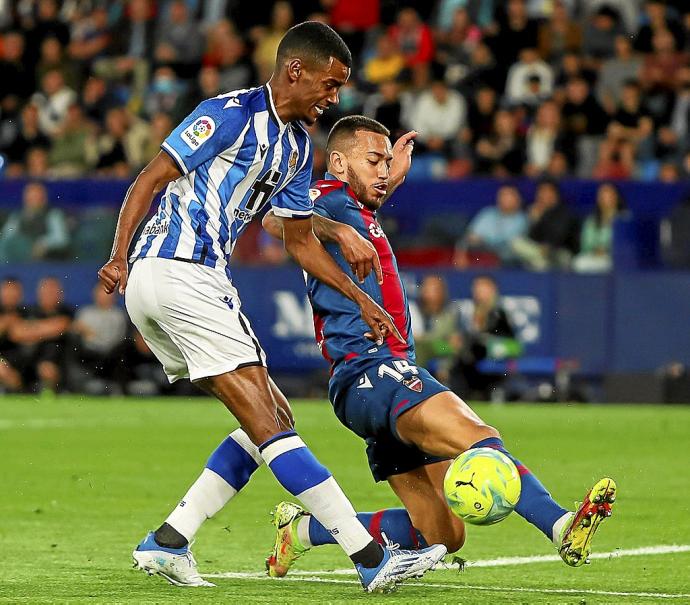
[1,0,689,182]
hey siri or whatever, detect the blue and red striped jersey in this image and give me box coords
[307,174,416,379]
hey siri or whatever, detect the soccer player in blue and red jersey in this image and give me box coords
[262,115,617,575]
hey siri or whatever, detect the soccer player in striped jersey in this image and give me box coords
[98,23,445,592]
[261,116,616,575]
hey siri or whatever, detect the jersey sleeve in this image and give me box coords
[161,98,247,175]
[270,140,314,218]
[312,185,349,221]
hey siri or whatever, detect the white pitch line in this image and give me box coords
[207,543,690,579]
[205,544,690,599]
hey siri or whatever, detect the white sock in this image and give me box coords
[295,476,372,556]
[297,515,313,548]
[165,468,238,542]
[261,436,374,557]
[552,511,574,546]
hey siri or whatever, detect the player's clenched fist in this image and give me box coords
[98,256,128,295]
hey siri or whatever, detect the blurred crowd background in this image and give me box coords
[1,0,690,400]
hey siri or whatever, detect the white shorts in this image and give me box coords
[125,257,266,383]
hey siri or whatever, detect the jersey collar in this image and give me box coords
[263,82,286,129]
[323,172,373,214]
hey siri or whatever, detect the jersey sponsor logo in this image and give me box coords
[356,373,373,389]
[142,220,169,236]
[181,116,216,150]
[368,222,385,238]
[308,188,322,202]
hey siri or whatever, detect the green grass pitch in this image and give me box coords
[1,396,689,604]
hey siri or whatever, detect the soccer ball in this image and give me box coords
[443,447,521,525]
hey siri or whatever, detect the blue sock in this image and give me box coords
[308,509,428,549]
[206,430,261,491]
[471,437,568,540]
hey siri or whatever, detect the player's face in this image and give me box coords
[346,131,393,210]
[296,58,350,125]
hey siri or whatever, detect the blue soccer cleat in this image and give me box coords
[356,539,447,593]
[132,531,215,587]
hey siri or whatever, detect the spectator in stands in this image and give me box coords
[0,277,29,392]
[526,99,568,176]
[0,182,69,262]
[0,31,34,114]
[435,7,482,74]
[142,112,173,164]
[593,135,636,180]
[573,182,627,273]
[67,6,111,70]
[413,275,460,379]
[8,277,73,394]
[670,67,690,148]
[93,107,132,177]
[362,33,405,87]
[486,0,539,68]
[80,75,116,127]
[456,41,503,94]
[25,147,51,179]
[363,80,406,140]
[408,74,466,157]
[252,1,294,82]
[537,0,582,63]
[48,103,93,177]
[73,284,128,383]
[31,68,78,137]
[144,66,185,118]
[36,36,79,92]
[596,36,643,113]
[505,47,554,107]
[23,0,70,71]
[0,103,51,178]
[457,185,528,267]
[560,76,610,174]
[641,28,690,92]
[634,0,685,53]
[174,66,222,123]
[388,7,435,68]
[449,275,519,399]
[464,85,497,148]
[155,0,204,77]
[216,33,255,93]
[512,180,580,270]
[607,80,654,148]
[328,0,380,59]
[474,109,526,176]
[582,5,624,62]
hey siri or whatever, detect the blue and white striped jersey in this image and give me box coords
[130,84,313,278]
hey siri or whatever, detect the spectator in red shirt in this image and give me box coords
[388,7,434,68]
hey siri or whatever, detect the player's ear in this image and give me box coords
[286,59,302,83]
[329,150,347,176]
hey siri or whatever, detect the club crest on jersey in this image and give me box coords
[403,376,423,392]
[288,149,299,175]
[368,222,385,238]
[181,116,216,150]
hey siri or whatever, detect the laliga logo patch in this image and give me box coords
[403,376,423,392]
[181,116,216,150]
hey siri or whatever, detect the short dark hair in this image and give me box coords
[276,21,351,69]
[326,116,390,157]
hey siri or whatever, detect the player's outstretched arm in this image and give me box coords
[281,216,403,345]
[263,210,383,284]
[98,152,182,294]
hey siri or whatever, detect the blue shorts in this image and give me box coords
[329,358,451,482]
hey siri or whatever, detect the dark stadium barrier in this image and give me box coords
[3,263,689,379]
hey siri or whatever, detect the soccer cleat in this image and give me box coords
[559,477,617,567]
[266,501,310,577]
[357,539,447,593]
[132,531,215,587]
